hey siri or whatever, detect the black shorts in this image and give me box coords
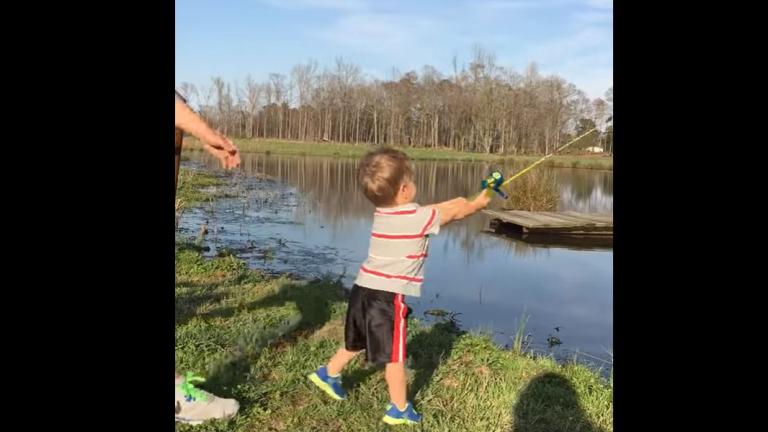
[345,284,410,366]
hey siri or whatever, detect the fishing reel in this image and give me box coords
[480,170,508,199]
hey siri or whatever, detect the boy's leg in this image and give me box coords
[385,362,408,410]
[332,283,368,375]
[365,291,411,408]
[309,348,359,400]
[308,285,366,400]
[327,347,361,376]
[370,293,421,425]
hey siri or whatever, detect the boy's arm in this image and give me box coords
[428,192,492,226]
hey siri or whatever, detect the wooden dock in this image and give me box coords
[483,210,613,236]
[484,229,613,250]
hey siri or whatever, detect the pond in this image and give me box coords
[178,151,613,371]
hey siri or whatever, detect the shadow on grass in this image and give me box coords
[185,278,346,407]
[513,372,606,432]
[407,321,463,403]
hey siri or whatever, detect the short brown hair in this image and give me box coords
[358,148,413,206]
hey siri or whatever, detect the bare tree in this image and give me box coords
[190,50,607,156]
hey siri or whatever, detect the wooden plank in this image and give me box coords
[566,214,612,225]
[560,211,613,224]
[483,210,614,225]
[533,212,602,227]
[538,211,611,227]
[543,210,611,222]
[488,210,588,228]
[483,210,550,228]
[523,225,612,234]
[537,211,600,225]
[483,210,613,237]
[522,213,587,227]
[485,210,603,228]
[519,211,613,227]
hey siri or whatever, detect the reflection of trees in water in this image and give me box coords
[204,152,612,216]
[557,169,613,213]
[242,154,501,222]
[241,154,371,225]
[192,152,610,254]
[239,154,614,216]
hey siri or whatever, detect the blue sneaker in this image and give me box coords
[382,402,422,425]
[308,366,347,400]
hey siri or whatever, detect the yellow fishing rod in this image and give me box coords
[475,117,611,200]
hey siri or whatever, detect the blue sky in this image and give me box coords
[176,0,612,99]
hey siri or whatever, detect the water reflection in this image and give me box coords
[238,154,613,222]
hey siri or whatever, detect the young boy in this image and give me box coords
[308,148,491,425]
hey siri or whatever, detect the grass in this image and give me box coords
[175,247,612,431]
[511,311,531,355]
[183,138,613,170]
[176,169,227,206]
[175,165,612,431]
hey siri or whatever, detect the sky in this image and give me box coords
[176,0,612,99]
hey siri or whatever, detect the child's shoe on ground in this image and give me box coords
[382,401,422,425]
[175,372,239,425]
[308,365,347,400]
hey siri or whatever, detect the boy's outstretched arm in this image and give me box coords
[428,192,492,226]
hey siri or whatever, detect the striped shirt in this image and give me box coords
[354,203,440,297]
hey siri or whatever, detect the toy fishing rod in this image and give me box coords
[476,117,612,199]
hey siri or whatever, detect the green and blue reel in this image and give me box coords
[481,171,508,199]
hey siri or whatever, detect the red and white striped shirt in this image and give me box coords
[354,203,440,297]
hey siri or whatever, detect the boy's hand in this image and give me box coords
[473,190,492,210]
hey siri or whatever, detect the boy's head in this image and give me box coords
[358,148,416,207]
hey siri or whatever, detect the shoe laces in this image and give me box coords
[179,372,209,402]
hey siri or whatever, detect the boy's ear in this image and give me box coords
[399,182,409,195]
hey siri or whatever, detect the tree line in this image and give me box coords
[179,49,613,155]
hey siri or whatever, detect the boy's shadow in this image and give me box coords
[407,320,463,401]
[175,284,229,327]
[513,372,606,432]
[343,318,463,402]
[196,278,346,401]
